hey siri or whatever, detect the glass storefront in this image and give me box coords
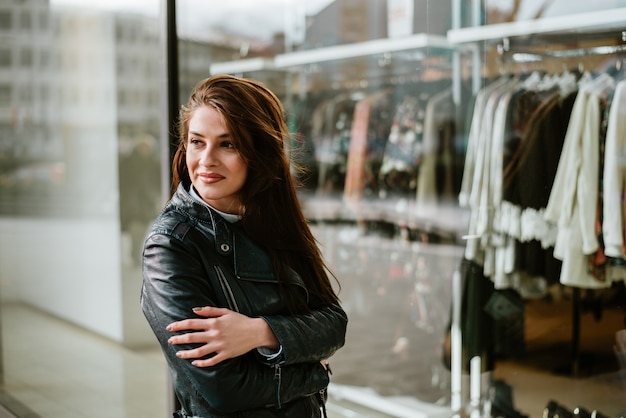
[0,0,166,416]
[0,0,625,417]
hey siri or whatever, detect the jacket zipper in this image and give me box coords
[274,364,282,409]
[215,265,286,409]
[213,265,239,312]
[318,388,328,418]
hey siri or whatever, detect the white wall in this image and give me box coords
[0,217,124,341]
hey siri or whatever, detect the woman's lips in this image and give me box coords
[198,173,224,183]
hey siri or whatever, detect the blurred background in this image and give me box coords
[0,1,625,417]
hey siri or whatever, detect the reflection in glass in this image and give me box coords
[177,0,463,414]
[0,0,164,417]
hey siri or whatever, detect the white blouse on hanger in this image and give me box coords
[544,74,614,289]
[602,79,626,259]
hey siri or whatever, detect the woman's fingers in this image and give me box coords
[175,345,213,359]
[166,318,209,332]
[166,306,231,331]
[168,329,214,345]
[165,307,265,367]
[191,353,226,368]
[173,341,233,368]
[192,306,230,317]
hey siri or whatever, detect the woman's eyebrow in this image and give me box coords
[188,131,230,139]
[188,130,205,137]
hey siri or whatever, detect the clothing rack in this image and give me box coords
[448,7,626,412]
[496,33,626,64]
[505,44,626,64]
[495,37,626,378]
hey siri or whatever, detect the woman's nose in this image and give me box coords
[199,145,217,165]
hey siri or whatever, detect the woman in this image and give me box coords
[141,74,347,418]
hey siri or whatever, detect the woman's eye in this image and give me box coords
[221,141,235,149]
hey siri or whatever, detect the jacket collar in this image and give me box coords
[170,182,276,282]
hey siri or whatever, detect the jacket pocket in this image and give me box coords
[213,265,239,312]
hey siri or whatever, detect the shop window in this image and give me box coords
[19,85,32,103]
[40,49,48,68]
[0,85,11,107]
[0,10,11,30]
[0,47,11,67]
[20,47,32,66]
[19,10,31,30]
[38,10,47,31]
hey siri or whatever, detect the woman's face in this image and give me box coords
[186,105,248,214]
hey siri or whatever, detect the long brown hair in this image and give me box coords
[171,75,339,309]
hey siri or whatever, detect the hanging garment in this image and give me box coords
[462,77,518,264]
[486,76,554,287]
[459,76,512,208]
[378,94,426,194]
[500,90,578,286]
[343,89,392,201]
[314,94,359,194]
[416,87,455,205]
[602,79,626,258]
[483,84,518,284]
[544,74,615,288]
[459,257,496,371]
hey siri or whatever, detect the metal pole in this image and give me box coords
[159,0,180,416]
[469,356,481,417]
[450,270,463,416]
[451,0,461,106]
[471,0,483,96]
[160,0,179,202]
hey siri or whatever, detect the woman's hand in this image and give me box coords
[166,306,279,367]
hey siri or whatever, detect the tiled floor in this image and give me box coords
[493,294,626,417]
[0,303,168,418]
[0,298,625,418]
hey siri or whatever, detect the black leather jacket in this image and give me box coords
[141,183,348,418]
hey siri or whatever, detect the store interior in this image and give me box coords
[1,1,626,417]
